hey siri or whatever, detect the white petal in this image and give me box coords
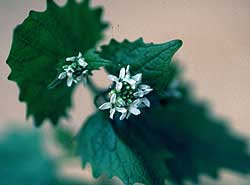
[133,92,139,97]
[134,90,144,98]
[67,77,73,87]
[139,84,151,90]
[99,102,112,110]
[131,84,136,89]
[143,88,153,95]
[66,56,77,62]
[116,107,127,113]
[132,73,142,82]
[115,82,123,91]
[78,58,88,67]
[82,70,88,74]
[132,99,141,106]
[110,93,117,104]
[67,71,73,77]
[129,106,141,115]
[126,65,130,74]
[119,67,126,79]
[58,72,67,79]
[77,52,82,58]
[141,97,150,107]
[126,112,131,119]
[124,78,136,86]
[108,75,118,82]
[119,112,127,120]
[109,108,116,119]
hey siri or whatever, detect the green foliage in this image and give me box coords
[77,80,250,185]
[6,0,108,126]
[76,112,165,185]
[111,88,250,184]
[53,126,75,154]
[5,0,250,184]
[99,38,182,92]
[0,127,57,185]
[84,49,112,71]
[0,126,119,185]
[157,97,250,184]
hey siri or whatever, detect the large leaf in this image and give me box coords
[0,127,57,185]
[6,0,108,126]
[76,112,168,185]
[113,90,250,184]
[0,126,119,185]
[99,38,182,92]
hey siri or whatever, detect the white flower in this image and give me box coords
[98,93,127,119]
[134,84,153,98]
[99,65,153,120]
[108,65,142,91]
[58,52,88,87]
[119,99,141,120]
[66,52,88,68]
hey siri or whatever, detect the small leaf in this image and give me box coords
[76,112,170,185]
[6,0,108,126]
[99,38,182,92]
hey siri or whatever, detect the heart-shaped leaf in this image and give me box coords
[6,0,108,126]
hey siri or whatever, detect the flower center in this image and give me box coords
[69,62,86,78]
[118,81,136,104]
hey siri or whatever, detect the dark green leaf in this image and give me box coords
[114,90,250,184]
[76,112,168,185]
[99,38,182,92]
[6,0,108,126]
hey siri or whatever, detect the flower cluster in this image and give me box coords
[58,52,88,87]
[99,65,153,120]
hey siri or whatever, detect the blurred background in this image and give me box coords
[0,0,250,184]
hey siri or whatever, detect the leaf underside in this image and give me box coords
[6,0,108,126]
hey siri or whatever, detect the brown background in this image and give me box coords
[0,0,250,184]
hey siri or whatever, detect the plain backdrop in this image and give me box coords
[0,0,250,184]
